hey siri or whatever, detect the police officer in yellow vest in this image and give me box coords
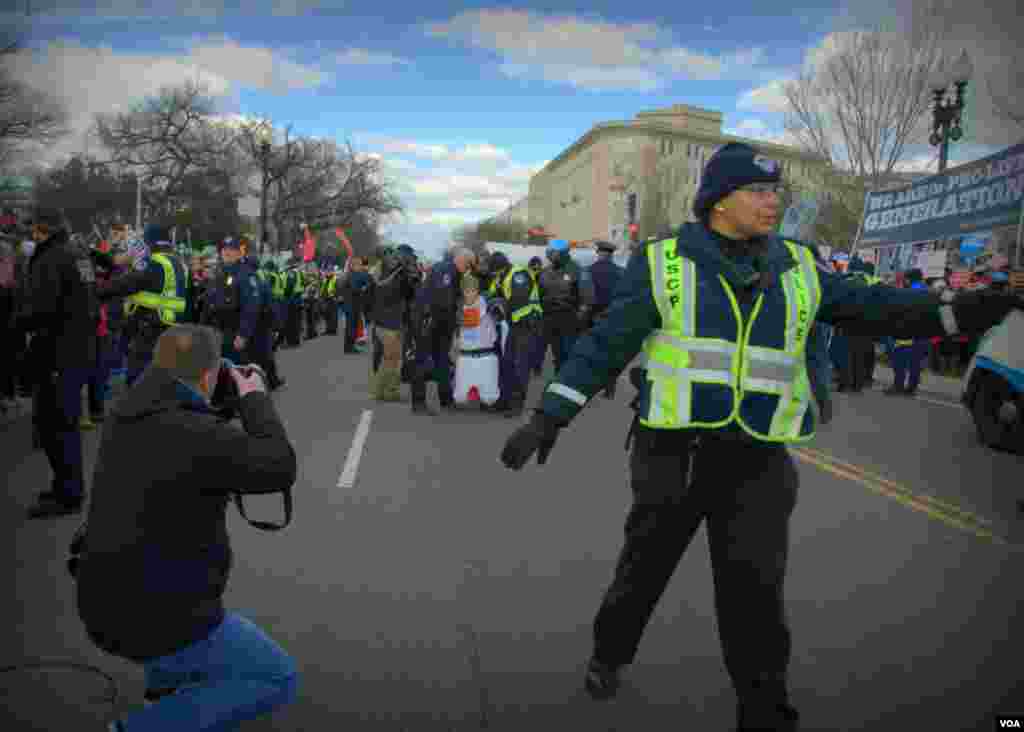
[96,223,188,387]
[321,267,340,335]
[484,251,543,416]
[500,142,1024,731]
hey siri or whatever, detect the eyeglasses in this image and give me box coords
[736,182,785,195]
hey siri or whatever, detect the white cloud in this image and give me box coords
[358,133,546,254]
[6,37,331,167]
[737,79,791,115]
[332,49,411,67]
[425,9,769,91]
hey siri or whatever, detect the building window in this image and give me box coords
[669,140,674,156]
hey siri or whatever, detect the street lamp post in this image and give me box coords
[259,139,270,256]
[929,49,973,174]
[929,49,972,266]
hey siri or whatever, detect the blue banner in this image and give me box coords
[858,141,1024,247]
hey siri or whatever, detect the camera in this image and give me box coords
[211,358,267,417]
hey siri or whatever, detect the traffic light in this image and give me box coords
[628,223,639,242]
[627,193,637,223]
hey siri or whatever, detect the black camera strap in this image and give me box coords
[233,485,292,531]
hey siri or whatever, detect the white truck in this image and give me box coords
[961,309,1024,454]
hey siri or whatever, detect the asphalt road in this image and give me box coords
[3,331,1022,731]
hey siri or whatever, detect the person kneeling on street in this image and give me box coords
[71,324,299,732]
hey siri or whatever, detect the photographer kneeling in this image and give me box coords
[72,324,299,731]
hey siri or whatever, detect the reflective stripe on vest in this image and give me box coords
[502,266,543,323]
[124,253,186,326]
[271,272,285,298]
[640,238,821,442]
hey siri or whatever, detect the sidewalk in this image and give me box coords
[871,364,964,401]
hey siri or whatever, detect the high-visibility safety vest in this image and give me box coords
[288,270,304,297]
[124,253,187,326]
[271,272,285,299]
[640,238,822,442]
[324,274,337,298]
[493,266,543,323]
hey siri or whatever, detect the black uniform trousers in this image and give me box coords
[841,334,874,391]
[305,298,319,339]
[411,319,455,406]
[543,310,580,372]
[593,427,798,728]
[498,318,539,408]
[324,297,339,335]
[285,301,302,346]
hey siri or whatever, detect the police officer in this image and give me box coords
[499,142,1023,731]
[484,251,542,416]
[538,239,584,372]
[251,257,285,391]
[582,240,624,398]
[840,257,882,393]
[410,246,475,415]
[95,223,187,387]
[322,267,340,335]
[203,237,261,364]
[19,209,98,518]
[526,256,546,376]
[303,265,321,340]
[283,262,304,347]
[262,259,287,350]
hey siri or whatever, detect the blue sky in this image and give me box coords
[6,0,1019,258]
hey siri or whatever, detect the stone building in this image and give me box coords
[522,104,836,249]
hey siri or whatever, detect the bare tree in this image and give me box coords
[94,79,241,221]
[268,139,402,252]
[987,70,1024,130]
[782,24,948,185]
[0,42,70,170]
[639,164,690,241]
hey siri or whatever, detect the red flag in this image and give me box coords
[303,227,315,262]
[335,228,353,259]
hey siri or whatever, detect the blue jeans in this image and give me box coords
[120,613,298,731]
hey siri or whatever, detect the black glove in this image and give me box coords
[951,291,1024,335]
[501,411,565,470]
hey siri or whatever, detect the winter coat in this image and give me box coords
[74,366,296,662]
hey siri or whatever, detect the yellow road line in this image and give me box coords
[797,446,994,528]
[790,448,1009,547]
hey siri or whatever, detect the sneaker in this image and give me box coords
[583,658,621,700]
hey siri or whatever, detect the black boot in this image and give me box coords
[583,658,621,701]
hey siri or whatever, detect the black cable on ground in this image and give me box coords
[0,660,120,709]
